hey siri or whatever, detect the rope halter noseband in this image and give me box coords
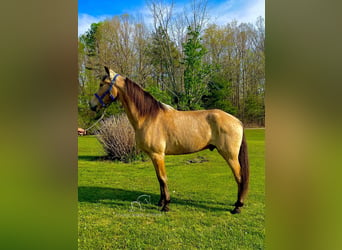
[94,73,120,107]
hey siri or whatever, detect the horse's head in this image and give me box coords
[89,66,120,112]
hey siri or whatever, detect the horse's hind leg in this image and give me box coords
[217,150,246,214]
[149,153,170,212]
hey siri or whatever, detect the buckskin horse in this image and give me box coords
[90,67,249,214]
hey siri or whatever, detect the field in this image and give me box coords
[78,129,265,249]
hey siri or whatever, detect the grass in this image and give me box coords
[78,129,265,249]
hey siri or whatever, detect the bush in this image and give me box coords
[96,114,142,162]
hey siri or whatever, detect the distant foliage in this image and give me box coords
[78,2,265,126]
[96,114,142,162]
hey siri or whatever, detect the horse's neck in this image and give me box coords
[118,92,141,130]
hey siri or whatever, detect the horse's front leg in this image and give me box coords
[150,153,170,211]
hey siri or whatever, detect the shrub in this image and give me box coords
[96,114,142,162]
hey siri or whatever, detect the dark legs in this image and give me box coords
[150,153,170,211]
[148,146,248,214]
[218,150,248,214]
[228,158,246,214]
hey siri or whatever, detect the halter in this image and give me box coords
[94,74,120,107]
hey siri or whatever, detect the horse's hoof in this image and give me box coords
[231,207,241,214]
[161,206,169,212]
[234,201,244,207]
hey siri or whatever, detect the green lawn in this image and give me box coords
[78,129,265,249]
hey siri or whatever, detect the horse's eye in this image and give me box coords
[100,84,104,87]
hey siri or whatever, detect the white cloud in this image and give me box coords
[242,0,265,22]
[209,0,264,25]
[136,0,264,28]
[78,13,111,37]
[78,0,264,37]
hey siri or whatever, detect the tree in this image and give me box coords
[147,0,184,104]
[147,26,181,92]
[81,22,102,57]
[78,9,265,127]
[202,19,265,125]
[243,93,265,126]
[180,26,211,110]
[78,23,104,129]
[203,75,237,115]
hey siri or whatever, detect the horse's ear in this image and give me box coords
[104,66,110,75]
[104,66,116,81]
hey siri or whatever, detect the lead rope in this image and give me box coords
[85,109,107,134]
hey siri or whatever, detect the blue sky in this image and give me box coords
[78,0,264,36]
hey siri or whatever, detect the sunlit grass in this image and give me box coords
[78,129,265,249]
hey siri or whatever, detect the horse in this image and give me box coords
[89,66,249,214]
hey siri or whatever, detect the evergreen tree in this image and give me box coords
[203,76,237,115]
[181,26,211,110]
[80,22,102,58]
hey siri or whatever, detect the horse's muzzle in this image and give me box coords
[89,102,97,112]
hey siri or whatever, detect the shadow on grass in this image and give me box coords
[78,155,107,161]
[78,186,232,212]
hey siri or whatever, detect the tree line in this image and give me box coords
[78,1,265,128]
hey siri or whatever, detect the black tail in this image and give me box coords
[238,132,250,198]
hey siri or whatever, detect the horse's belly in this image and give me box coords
[165,146,206,155]
[164,134,211,155]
